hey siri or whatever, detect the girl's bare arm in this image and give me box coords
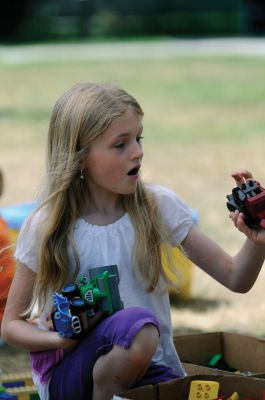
[181,225,265,293]
[1,262,76,352]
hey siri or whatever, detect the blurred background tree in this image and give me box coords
[0,0,264,43]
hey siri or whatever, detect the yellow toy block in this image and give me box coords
[188,380,220,400]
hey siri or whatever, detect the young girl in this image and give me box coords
[2,83,265,400]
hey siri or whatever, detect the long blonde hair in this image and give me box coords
[29,82,177,316]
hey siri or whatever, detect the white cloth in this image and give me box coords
[15,184,194,399]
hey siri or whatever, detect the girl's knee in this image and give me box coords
[93,327,158,391]
[92,308,160,391]
[130,323,159,364]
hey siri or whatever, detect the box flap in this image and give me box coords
[182,362,235,376]
[222,332,265,373]
[117,384,157,400]
[174,332,222,365]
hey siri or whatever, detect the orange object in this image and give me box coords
[0,215,16,328]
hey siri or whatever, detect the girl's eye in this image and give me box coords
[114,135,143,149]
[114,142,125,149]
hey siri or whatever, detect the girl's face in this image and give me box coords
[83,109,143,199]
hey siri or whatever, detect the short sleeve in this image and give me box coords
[14,210,44,273]
[147,184,194,246]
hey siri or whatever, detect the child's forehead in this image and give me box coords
[106,110,143,134]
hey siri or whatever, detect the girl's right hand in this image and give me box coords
[57,311,105,352]
[54,311,105,353]
[56,335,80,353]
[86,311,105,332]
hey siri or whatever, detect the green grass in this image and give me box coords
[1,55,264,147]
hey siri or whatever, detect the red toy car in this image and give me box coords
[226,179,265,229]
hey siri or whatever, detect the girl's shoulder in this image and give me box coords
[145,182,193,220]
[17,206,47,243]
[14,206,48,271]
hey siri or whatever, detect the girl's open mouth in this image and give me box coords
[127,166,140,176]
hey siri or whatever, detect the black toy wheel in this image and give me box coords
[70,298,87,314]
[62,283,80,300]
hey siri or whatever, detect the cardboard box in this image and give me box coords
[158,374,265,399]
[174,332,265,377]
[117,384,157,400]
[116,332,265,399]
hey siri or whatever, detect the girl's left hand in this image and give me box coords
[229,170,265,244]
[231,170,253,185]
[230,209,265,244]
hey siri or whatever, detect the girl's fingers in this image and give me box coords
[231,170,253,186]
[229,211,248,232]
[229,210,239,227]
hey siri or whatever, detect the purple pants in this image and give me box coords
[49,307,178,400]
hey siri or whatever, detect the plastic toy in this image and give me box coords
[51,292,87,339]
[208,354,236,372]
[0,394,17,399]
[79,265,123,316]
[1,373,33,389]
[5,386,39,400]
[188,380,220,400]
[52,265,123,339]
[0,372,39,400]
[226,179,265,228]
[226,393,239,400]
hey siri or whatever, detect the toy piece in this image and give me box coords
[1,373,33,389]
[0,386,5,394]
[0,393,17,399]
[52,265,123,339]
[0,386,40,400]
[79,265,123,316]
[226,179,265,228]
[208,354,236,372]
[226,393,239,400]
[188,380,220,400]
[51,292,87,339]
[0,373,39,400]
[5,385,40,399]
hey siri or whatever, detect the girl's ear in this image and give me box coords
[79,148,88,170]
[80,160,86,170]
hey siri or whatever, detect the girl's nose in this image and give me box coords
[132,141,143,160]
